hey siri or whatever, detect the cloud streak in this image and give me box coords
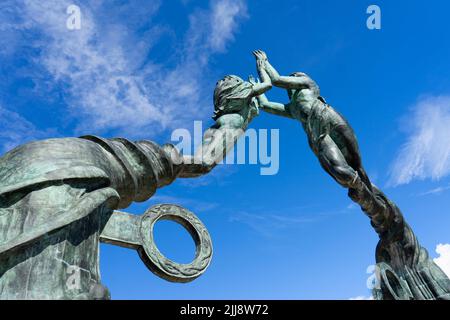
[209,0,248,52]
[229,204,353,238]
[418,184,450,196]
[0,0,248,143]
[389,96,450,186]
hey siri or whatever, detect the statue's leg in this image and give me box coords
[331,124,372,190]
[317,135,360,189]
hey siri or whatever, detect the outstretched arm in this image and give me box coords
[248,75,292,119]
[265,60,314,89]
[258,95,293,119]
[178,114,246,178]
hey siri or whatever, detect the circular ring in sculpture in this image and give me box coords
[378,262,412,300]
[138,204,213,283]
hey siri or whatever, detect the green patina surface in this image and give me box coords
[0,50,449,300]
[252,49,450,300]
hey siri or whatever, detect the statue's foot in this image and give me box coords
[348,172,366,200]
[348,177,389,233]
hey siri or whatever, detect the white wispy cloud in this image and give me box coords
[229,204,357,238]
[20,0,174,136]
[0,0,248,142]
[347,203,358,210]
[228,204,345,238]
[433,243,450,277]
[418,184,450,196]
[229,211,315,238]
[209,0,248,52]
[349,295,374,300]
[389,96,450,186]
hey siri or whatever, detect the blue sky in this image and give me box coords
[1,0,450,299]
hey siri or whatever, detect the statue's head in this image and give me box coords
[286,72,321,101]
[213,75,254,121]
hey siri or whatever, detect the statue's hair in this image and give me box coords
[212,75,253,121]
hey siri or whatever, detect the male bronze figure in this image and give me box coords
[251,49,450,300]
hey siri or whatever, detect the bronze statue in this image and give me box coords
[1,47,449,300]
[0,71,272,299]
[252,49,450,300]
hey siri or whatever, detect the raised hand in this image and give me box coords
[253,50,269,82]
[247,50,273,98]
[252,49,268,62]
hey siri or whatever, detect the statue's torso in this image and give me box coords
[288,89,348,152]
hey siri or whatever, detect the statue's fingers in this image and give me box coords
[260,51,267,59]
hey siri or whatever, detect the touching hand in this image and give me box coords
[252,50,270,82]
[252,49,268,62]
[248,75,268,108]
